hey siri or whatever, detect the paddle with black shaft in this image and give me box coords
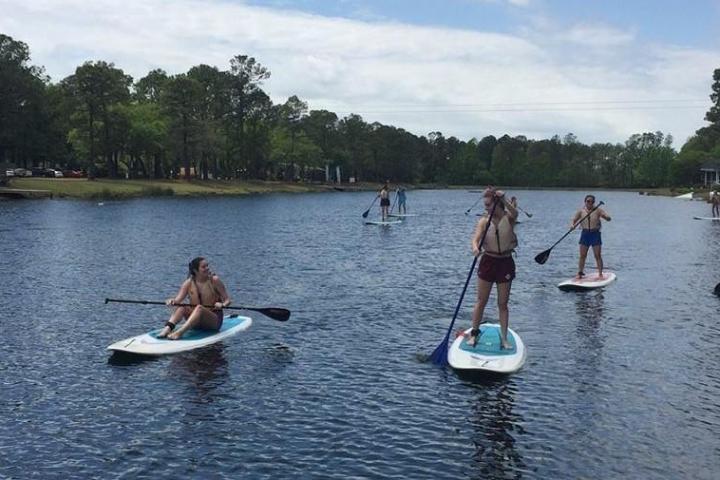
[430,196,501,366]
[534,201,604,265]
[464,195,483,215]
[362,196,378,218]
[517,205,533,218]
[104,298,291,321]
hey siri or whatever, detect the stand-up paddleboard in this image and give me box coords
[558,271,616,291]
[364,219,402,225]
[107,314,252,355]
[388,213,418,218]
[693,216,720,221]
[448,324,526,374]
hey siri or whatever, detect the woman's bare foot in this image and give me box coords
[167,330,183,340]
[157,326,171,339]
[501,339,512,350]
[466,328,481,348]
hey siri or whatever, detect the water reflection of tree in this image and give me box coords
[464,376,526,480]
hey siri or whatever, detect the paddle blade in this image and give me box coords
[714,283,720,296]
[429,338,449,366]
[362,209,370,218]
[534,249,551,265]
[253,307,291,321]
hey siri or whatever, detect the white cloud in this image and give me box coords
[560,23,636,48]
[0,0,717,145]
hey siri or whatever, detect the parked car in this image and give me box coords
[31,167,47,177]
[14,168,32,177]
[63,169,85,178]
[5,169,15,177]
[48,169,63,178]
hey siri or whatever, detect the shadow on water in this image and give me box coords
[107,351,161,366]
[168,343,229,402]
[465,377,526,480]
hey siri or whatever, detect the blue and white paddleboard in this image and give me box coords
[693,216,720,221]
[107,314,252,355]
[558,271,616,291]
[448,324,526,374]
[388,213,418,218]
[364,219,402,225]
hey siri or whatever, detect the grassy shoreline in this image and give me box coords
[3,177,709,200]
[5,177,359,199]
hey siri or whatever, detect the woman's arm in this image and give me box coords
[212,276,232,308]
[167,279,190,305]
[570,210,582,228]
[471,218,486,256]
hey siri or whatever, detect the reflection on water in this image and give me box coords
[574,290,606,329]
[107,351,161,367]
[168,344,229,404]
[466,378,525,480]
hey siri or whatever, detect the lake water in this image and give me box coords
[1,189,719,479]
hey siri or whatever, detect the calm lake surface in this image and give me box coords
[1,189,719,479]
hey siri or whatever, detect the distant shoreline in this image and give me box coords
[3,177,709,200]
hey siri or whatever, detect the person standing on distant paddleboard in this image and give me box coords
[397,186,407,214]
[378,182,391,221]
[158,257,232,340]
[571,195,611,279]
[468,187,518,350]
[711,191,720,218]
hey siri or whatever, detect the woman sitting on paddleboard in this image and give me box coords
[468,187,518,350]
[158,257,232,340]
[571,195,611,279]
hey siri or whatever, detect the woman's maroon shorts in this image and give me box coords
[478,254,515,283]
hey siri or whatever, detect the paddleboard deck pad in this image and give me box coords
[558,271,616,291]
[107,314,252,355]
[448,324,527,373]
[693,216,720,221]
[364,220,402,225]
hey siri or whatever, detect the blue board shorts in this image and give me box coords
[579,229,602,246]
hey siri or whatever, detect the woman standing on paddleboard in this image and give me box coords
[468,188,518,350]
[378,182,390,221]
[571,195,611,279]
[158,257,232,340]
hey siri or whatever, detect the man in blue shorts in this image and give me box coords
[571,195,611,279]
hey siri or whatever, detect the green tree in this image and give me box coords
[0,34,55,167]
[161,74,204,179]
[62,61,132,177]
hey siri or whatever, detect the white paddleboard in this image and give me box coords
[558,271,616,291]
[693,216,720,221]
[388,213,418,218]
[107,314,252,355]
[448,324,527,374]
[364,220,402,225]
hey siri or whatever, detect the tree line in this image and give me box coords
[1,33,719,187]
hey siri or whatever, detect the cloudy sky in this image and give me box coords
[2,0,719,146]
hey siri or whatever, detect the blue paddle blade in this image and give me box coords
[429,338,449,366]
